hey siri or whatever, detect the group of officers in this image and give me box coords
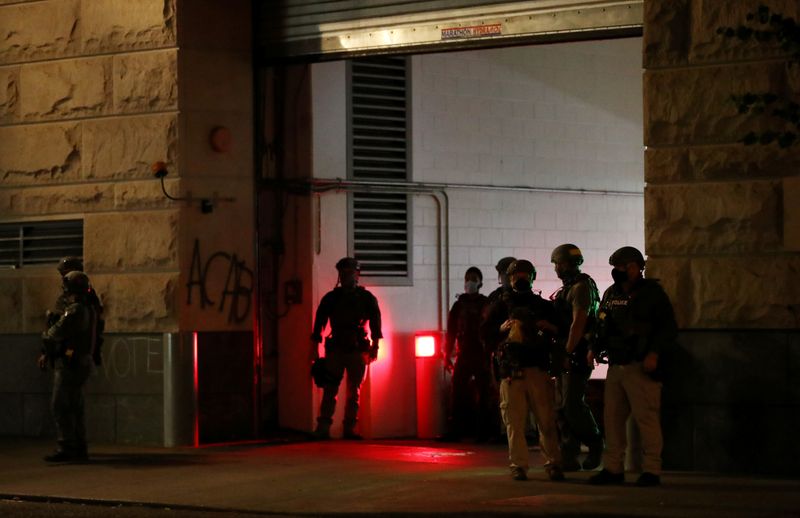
[38,245,676,488]
[311,244,677,487]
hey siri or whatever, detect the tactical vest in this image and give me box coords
[552,272,599,343]
[496,290,554,372]
[596,279,660,365]
[326,286,374,350]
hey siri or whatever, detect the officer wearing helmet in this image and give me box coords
[588,246,677,487]
[486,256,516,305]
[47,256,105,366]
[482,259,564,482]
[549,244,604,472]
[310,257,383,440]
[39,271,98,462]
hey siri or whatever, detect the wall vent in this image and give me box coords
[349,57,411,280]
[0,220,83,269]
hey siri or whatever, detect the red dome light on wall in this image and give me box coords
[415,334,437,358]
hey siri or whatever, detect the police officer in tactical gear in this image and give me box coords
[486,256,516,305]
[550,244,604,471]
[588,246,677,487]
[48,256,105,366]
[441,267,492,441]
[482,259,565,482]
[40,271,98,462]
[311,257,383,440]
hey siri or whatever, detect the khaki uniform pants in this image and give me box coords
[603,362,662,475]
[500,367,562,469]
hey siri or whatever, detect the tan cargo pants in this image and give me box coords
[602,362,663,475]
[499,367,562,470]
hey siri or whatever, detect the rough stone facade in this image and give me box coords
[0,0,254,445]
[644,0,800,329]
[645,0,800,474]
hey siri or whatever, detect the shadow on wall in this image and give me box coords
[662,330,800,476]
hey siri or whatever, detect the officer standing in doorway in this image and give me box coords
[550,244,604,471]
[39,271,98,462]
[441,267,492,441]
[588,246,677,487]
[311,257,382,440]
[483,259,564,482]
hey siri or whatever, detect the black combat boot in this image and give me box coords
[588,469,624,485]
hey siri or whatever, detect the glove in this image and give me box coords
[368,342,379,362]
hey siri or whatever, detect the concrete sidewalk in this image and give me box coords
[0,437,798,517]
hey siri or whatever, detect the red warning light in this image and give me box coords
[415,334,437,358]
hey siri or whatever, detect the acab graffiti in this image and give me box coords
[186,239,253,323]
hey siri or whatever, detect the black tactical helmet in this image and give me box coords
[609,246,645,268]
[507,259,537,280]
[335,257,360,271]
[551,244,584,266]
[57,256,84,276]
[62,271,90,296]
[495,256,516,274]
[311,357,337,388]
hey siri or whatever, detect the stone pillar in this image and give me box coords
[644,0,800,474]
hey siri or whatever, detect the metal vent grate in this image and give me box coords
[349,57,410,279]
[0,220,83,269]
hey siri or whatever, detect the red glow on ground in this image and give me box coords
[259,441,480,467]
[415,335,437,358]
[193,331,199,448]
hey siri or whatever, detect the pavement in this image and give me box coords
[1,437,799,517]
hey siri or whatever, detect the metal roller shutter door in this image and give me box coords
[257,0,643,60]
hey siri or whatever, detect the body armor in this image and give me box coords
[551,273,599,373]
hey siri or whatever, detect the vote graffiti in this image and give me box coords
[102,335,163,381]
[186,239,253,323]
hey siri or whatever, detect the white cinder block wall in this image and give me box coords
[310,37,644,438]
[413,38,645,302]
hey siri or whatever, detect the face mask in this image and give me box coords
[513,278,531,292]
[339,273,357,288]
[464,280,480,294]
[556,268,576,281]
[611,268,628,284]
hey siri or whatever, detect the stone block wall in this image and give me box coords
[0,0,181,334]
[644,0,800,474]
[644,0,800,329]
[0,0,254,334]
